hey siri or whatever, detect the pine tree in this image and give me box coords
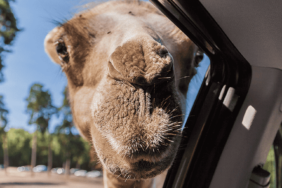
[26,83,57,176]
[0,0,20,82]
[56,86,73,177]
[0,95,8,174]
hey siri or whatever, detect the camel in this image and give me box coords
[44,0,203,187]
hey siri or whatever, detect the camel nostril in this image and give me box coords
[108,61,124,81]
[158,47,168,58]
[109,39,174,86]
[135,76,147,85]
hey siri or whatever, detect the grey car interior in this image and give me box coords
[149,0,282,188]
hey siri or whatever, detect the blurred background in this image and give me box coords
[0,1,104,186]
[0,0,209,187]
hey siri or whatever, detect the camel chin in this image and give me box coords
[44,1,201,187]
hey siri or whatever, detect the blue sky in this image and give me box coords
[0,0,84,133]
[0,0,209,133]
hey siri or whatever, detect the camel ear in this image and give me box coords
[44,27,65,64]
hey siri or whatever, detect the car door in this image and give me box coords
[149,0,282,188]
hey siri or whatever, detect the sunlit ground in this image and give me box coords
[0,167,103,188]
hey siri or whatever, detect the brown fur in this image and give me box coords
[44,1,201,187]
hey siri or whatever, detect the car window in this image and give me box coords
[184,54,210,128]
[263,124,282,188]
[263,146,277,188]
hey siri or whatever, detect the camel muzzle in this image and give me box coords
[108,36,174,86]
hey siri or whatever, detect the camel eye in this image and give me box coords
[128,11,134,16]
[195,50,204,66]
[55,39,69,63]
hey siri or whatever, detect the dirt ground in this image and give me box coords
[0,167,104,188]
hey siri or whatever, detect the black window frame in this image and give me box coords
[273,125,282,188]
[149,0,252,187]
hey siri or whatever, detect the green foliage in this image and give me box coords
[0,0,20,82]
[0,95,8,133]
[0,128,93,170]
[0,133,3,163]
[263,146,276,188]
[53,86,97,169]
[76,137,97,170]
[0,0,18,44]
[52,133,94,169]
[34,131,51,166]
[0,95,8,168]
[26,83,57,133]
[5,128,31,166]
[7,129,32,166]
[56,87,73,134]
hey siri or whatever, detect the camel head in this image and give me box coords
[44,0,203,182]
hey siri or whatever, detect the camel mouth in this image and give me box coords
[107,150,175,180]
[91,74,183,179]
[100,78,182,151]
[111,161,160,180]
[137,65,175,87]
[100,134,181,180]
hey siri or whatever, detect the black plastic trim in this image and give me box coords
[149,0,252,188]
[273,125,282,188]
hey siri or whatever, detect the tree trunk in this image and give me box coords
[75,159,80,169]
[65,152,71,178]
[3,134,9,176]
[31,131,37,176]
[62,161,65,169]
[47,136,52,176]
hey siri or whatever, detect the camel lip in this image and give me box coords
[124,141,175,164]
[127,153,163,164]
[110,162,161,180]
[131,160,158,176]
[102,128,181,180]
[109,157,170,180]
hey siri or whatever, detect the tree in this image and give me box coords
[55,87,99,174]
[26,83,57,175]
[0,95,8,128]
[0,0,20,82]
[0,128,94,170]
[55,87,74,176]
[0,95,8,174]
[51,131,94,170]
[57,87,73,134]
[0,0,19,174]
[6,128,31,166]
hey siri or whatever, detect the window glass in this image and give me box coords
[263,145,277,188]
[183,54,210,128]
